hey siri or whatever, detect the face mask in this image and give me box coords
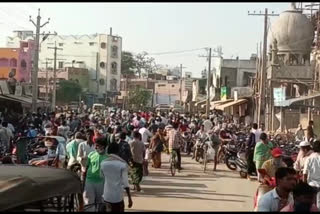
[294,202,311,212]
[97,148,105,155]
[273,158,282,167]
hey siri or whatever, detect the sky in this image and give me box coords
[0,2,293,77]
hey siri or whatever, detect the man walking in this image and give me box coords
[129,131,145,192]
[100,142,133,212]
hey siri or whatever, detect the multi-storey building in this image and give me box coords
[6,29,122,103]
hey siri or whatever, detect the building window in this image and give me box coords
[111,46,118,58]
[58,61,64,69]
[110,78,117,91]
[100,42,106,49]
[99,79,105,85]
[10,58,17,67]
[111,62,117,74]
[100,62,106,69]
[21,60,27,68]
[89,42,95,46]
[58,43,63,47]
[0,58,8,67]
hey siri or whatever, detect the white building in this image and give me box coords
[6,30,122,101]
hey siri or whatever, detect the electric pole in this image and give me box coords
[29,9,51,112]
[179,64,187,106]
[199,47,221,117]
[41,59,52,104]
[48,42,63,112]
[248,9,279,128]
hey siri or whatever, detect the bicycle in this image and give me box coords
[169,149,178,176]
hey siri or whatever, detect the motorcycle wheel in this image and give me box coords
[225,156,237,171]
[240,171,247,179]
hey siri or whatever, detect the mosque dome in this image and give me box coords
[268,4,314,54]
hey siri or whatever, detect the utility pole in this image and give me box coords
[179,64,187,106]
[248,9,279,129]
[29,9,52,112]
[48,42,63,112]
[41,59,52,104]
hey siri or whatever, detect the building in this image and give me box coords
[263,3,315,132]
[0,40,34,82]
[212,55,257,99]
[38,67,89,99]
[7,29,122,104]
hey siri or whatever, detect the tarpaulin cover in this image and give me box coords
[0,165,81,211]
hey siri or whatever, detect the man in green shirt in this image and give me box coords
[83,137,108,211]
[254,132,273,183]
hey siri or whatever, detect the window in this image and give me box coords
[99,79,105,85]
[110,79,117,91]
[58,43,63,47]
[172,85,175,87]
[89,42,95,46]
[111,62,117,74]
[58,61,64,69]
[21,60,27,68]
[74,42,82,45]
[158,84,165,87]
[111,46,118,58]
[100,42,106,49]
[10,58,17,67]
[0,58,9,67]
[100,62,106,69]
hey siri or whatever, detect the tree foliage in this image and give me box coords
[128,86,152,110]
[121,51,137,76]
[56,80,82,104]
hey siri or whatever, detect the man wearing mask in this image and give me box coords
[259,148,287,182]
[83,137,108,211]
[257,167,297,211]
[77,129,95,180]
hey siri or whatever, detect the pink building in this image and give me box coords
[0,40,34,82]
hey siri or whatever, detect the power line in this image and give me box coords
[148,47,207,56]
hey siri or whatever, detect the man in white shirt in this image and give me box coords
[100,143,133,212]
[252,123,262,144]
[257,167,297,212]
[203,117,213,133]
[77,129,95,179]
[303,140,320,209]
[139,124,152,144]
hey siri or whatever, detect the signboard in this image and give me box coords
[234,90,238,101]
[221,86,227,101]
[273,87,286,106]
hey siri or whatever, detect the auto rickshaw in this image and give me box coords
[0,165,83,212]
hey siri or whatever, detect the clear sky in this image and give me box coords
[0,2,292,77]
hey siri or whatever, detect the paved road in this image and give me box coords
[127,153,259,212]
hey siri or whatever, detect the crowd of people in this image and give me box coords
[1,103,320,212]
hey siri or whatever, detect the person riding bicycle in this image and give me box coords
[192,124,208,159]
[167,122,183,170]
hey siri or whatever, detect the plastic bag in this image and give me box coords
[206,143,216,161]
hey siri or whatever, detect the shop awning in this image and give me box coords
[1,95,49,106]
[275,93,320,107]
[215,99,248,111]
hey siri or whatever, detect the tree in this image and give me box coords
[128,86,152,110]
[135,52,157,78]
[121,51,137,76]
[56,80,82,104]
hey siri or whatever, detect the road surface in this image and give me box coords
[127,153,259,212]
